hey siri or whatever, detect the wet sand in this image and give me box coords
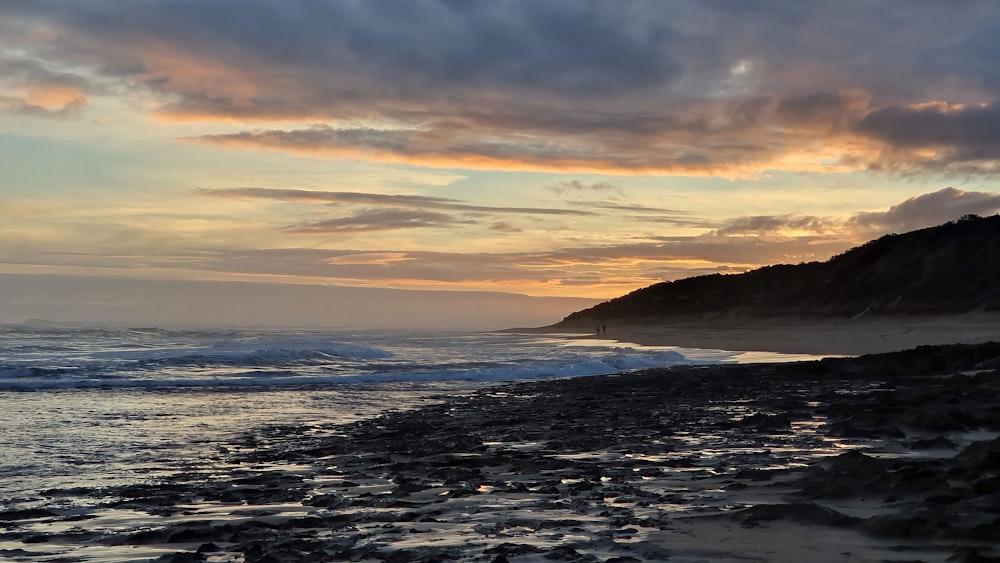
[3,343,999,562]
[523,313,1000,356]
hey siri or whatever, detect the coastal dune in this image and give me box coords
[532,216,1000,357]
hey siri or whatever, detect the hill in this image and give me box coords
[558,214,1000,326]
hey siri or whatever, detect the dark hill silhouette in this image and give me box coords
[559,214,1000,325]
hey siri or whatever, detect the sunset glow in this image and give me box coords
[3,1,1000,327]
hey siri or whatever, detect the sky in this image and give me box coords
[3,1,1000,328]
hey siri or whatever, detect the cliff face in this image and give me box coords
[560,215,1000,324]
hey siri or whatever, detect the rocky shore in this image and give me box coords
[4,343,1000,562]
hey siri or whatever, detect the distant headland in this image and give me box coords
[529,215,1000,355]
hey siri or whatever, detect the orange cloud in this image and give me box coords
[187,95,890,177]
[22,85,85,109]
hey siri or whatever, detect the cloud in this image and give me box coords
[200,187,593,216]
[857,103,1000,149]
[200,186,592,234]
[0,58,94,116]
[775,90,870,129]
[147,240,844,288]
[0,95,86,117]
[714,214,840,237]
[710,187,1000,239]
[548,180,624,197]
[489,221,522,234]
[8,185,999,298]
[287,209,473,233]
[848,187,1000,232]
[183,188,1000,281]
[189,123,745,175]
[852,102,1000,174]
[7,1,1000,174]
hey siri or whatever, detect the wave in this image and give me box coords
[126,344,394,367]
[0,366,73,379]
[0,349,689,391]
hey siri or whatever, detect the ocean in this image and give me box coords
[0,324,818,561]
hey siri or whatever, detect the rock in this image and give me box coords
[733,469,774,481]
[484,543,544,556]
[0,508,57,521]
[741,413,791,430]
[195,543,221,554]
[153,552,204,563]
[544,545,584,560]
[950,546,1000,562]
[733,503,858,527]
[826,420,904,439]
[911,436,958,450]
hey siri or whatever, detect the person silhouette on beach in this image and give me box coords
[602,323,606,335]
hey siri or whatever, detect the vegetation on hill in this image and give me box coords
[560,214,1000,324]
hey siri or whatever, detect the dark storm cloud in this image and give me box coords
[4,0,680,100]
[853,103,1000,172]
[775,91,865,128]
[6,1,1000,173]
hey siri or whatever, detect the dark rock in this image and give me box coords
[168,526,229,544]
[485,543,544,555]
[950,546,1000,562]
[957,438,1000,469]
[926,493,963,505]
[741,413,791,430]
[911,436,958,450]
[826,420,904,439]
[302,493,347,507]
[733,469,774,481]
[0,508,57,521]
[545,545,584,560]
[902,409,976,432]
[195,543,222,554]
[733,503,858,527]
[153,552,204,563]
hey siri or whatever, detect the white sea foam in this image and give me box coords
[0,349,689,390]
[0,326,821,392]
[0,327,712,391]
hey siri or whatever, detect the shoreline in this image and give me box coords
[510,313,1000,356]
[5,343,999,561]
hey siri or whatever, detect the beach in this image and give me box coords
[4,338,999,562]
[528,313,1000,356]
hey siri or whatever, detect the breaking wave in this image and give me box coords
[1,325,823,392]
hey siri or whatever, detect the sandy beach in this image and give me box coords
[522,313,1000,356]
[5,342,999,562]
